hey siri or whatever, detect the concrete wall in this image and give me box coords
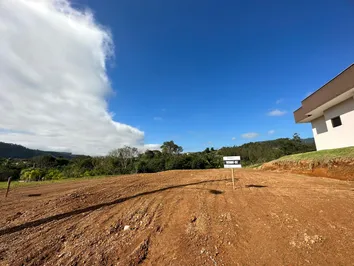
[311,97,354,150]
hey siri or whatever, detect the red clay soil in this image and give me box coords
[1,169,354,266]
[262,159,354,181]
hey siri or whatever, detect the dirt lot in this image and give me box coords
[1,169,354,266]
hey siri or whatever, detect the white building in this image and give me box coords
[294,64,354,151]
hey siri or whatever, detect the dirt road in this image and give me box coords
[1,169,353,266]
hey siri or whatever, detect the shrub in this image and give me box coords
[20,168,46,181]
[44,169,63,180]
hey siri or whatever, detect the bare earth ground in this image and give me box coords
[1,169,354,266]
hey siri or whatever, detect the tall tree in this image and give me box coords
[203,147,211,153]
[108,146,139,170]
[161,141,183,155]
[293,133,301,143]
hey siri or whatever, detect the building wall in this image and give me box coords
[311,97,354,150]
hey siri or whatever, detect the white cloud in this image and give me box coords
[231,137,236,141]
[139,144,161,152]
[276,99,283,104]
[267,109,287,116]
[241,132,259,139]
[268,130,275,135]
[0,0,158,155]
[153,117,163,121]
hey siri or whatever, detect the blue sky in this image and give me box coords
[78,0,354,152]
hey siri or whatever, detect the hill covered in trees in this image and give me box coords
[0,142,74,159]
[0,134,315,181]
[218,134,315,164]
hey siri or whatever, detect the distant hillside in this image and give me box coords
[0,142,73,159]
[218,137,316,165]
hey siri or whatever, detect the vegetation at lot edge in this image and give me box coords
[0,133,315,182]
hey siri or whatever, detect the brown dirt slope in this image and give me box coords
[262,147,354,181]
[1,169,354,265]
[262,158,354,181]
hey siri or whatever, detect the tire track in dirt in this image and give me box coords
[0,177,145,230]
[3,178,169,265]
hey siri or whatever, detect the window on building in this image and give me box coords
[331,116,342,128]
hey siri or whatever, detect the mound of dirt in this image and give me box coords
[262,158,354,181]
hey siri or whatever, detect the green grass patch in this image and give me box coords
[275,146,354,162]
[0,175,113,190]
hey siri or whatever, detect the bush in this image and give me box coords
[44,169,63,180]
[165,155,192,170]
[20,168,46,181]
[191,155,206,169]
[0,165,21,181]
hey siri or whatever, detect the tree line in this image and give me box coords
[218,134,315,164]
[0,134,315,182]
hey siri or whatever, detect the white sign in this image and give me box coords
[223,156,242,168]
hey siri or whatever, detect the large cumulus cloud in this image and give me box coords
[0,0,159,155]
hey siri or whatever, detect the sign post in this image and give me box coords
[232,168,235,189]
[5,176,12,198]
[223,156,241,190]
